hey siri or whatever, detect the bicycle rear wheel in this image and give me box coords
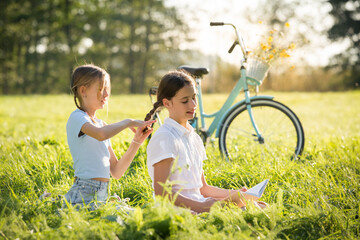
[218,99,304,161]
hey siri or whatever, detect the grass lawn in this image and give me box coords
[0,91,359,239]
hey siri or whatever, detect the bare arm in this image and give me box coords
[200,173,234,199]
[109,122,154,179]
[200,173,251,208]
[153,158,217,213]
[200,173,247,199]
[81,119,153,141]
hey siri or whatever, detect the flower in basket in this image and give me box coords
[248,22,296,64]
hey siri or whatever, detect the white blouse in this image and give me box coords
[147,118,209,201]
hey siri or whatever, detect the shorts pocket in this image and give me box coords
[65,184,97,205]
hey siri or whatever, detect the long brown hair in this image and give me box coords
[144,70,195,121]
[70,64,110,111]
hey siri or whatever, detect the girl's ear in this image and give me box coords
[79,85,87,97]
[162,98,171,108]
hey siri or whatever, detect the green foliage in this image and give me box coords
[0,0,190,94]
[0,93,360,239]
[327,0,360,89]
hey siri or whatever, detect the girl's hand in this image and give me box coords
[230,187,247,195]
[240,186,248,192]
[128,119,151,128]
[130,120,156,145]
[199,197,218,213]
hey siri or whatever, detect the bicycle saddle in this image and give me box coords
[178,65,209,78]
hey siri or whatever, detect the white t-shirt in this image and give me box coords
[147,118,208,201]
[66,109,111,179]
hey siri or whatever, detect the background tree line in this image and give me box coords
[0,0,192,94]
[0,0,359,94]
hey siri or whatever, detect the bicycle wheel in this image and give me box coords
[218,99,304,161]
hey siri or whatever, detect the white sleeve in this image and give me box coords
[147,131,177,167]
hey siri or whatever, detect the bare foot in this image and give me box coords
[255,201,268,209]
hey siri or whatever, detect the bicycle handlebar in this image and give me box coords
[210,22,248,59]
[210,22,224,26]
[228,41,238,53]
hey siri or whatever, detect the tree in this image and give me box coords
[118,0,188,93]
[327,0,360,88]
[0,0,190,94]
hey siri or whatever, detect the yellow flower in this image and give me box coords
[258,20,263,24]
[280,49,290,58]
[261,43,270,51]
[288,43,296,50]
[290,65,295,70]
[252,21,295,63]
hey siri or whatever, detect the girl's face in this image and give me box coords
[83,77,110,112]
[164,83,197,127]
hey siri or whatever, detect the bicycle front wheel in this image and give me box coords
[218,99,304,161]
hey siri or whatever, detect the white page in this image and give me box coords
[243,179,269,199]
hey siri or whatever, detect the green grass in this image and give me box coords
[0,92,359,239]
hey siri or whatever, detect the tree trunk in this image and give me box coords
[129,8,137,93]
[140,1,152,93]
[1,4,9,94]
[65,0,74,88]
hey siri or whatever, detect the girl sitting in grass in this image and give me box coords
[65,64,154,208]
[145,70,267,213]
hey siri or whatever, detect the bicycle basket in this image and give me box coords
[246,58,271,86]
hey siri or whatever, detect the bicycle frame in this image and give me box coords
[149,22,304,160]
[152,22,274,143]
[193,64,274,140]
[191,22,274,142]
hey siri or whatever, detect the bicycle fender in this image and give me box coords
[215,95,274,138]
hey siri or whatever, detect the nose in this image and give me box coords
[191,98,197,108]
[103,89,109,98]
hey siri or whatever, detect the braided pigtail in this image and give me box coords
[71,85,86,113]
[145,101,163,121]
[143,101,162,132]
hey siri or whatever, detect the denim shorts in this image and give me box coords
[64,177,109,209]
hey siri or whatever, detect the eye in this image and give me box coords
[182,100,188,104]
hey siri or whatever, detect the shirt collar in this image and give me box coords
[164,117,194,136]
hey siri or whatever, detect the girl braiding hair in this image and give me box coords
[64,64,154,209]
[144,70,195,122]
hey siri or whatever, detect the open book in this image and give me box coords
[242,179,269,201]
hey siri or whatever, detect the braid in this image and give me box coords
[145,101,162,121]
[72,88,84,111]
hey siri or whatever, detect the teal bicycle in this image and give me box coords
[149,22,305,161]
